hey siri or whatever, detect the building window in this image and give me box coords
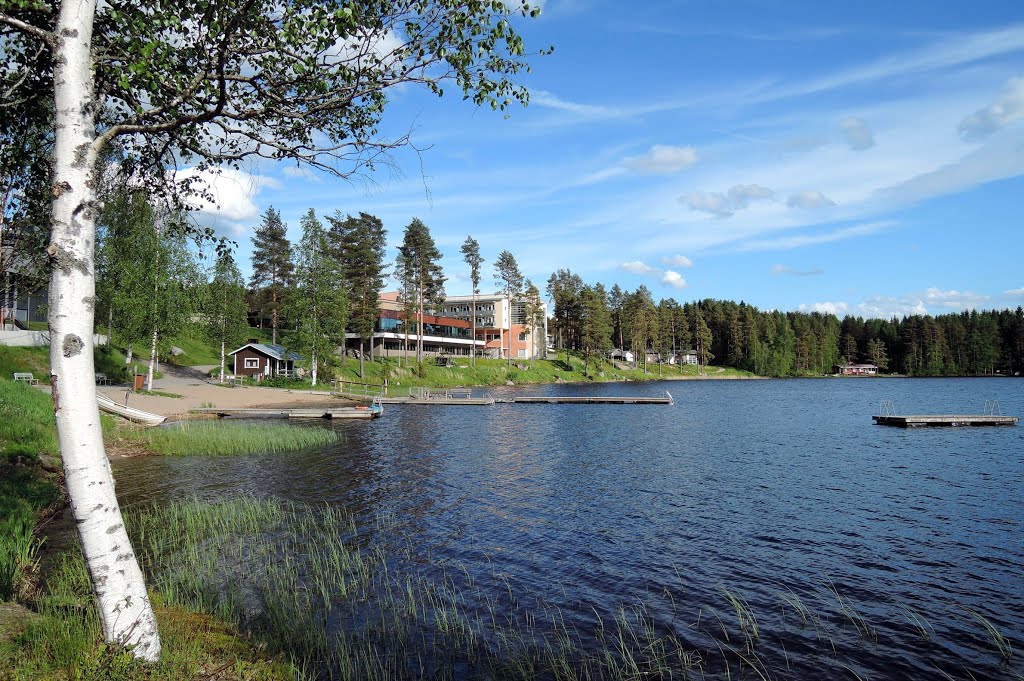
[244,358,259,369]
[518,349,527,358]
[518,332,527,341]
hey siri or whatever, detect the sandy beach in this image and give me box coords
[98,364,351,418]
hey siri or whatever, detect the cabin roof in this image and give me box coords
[227,342,304,361]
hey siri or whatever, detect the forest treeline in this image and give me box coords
[545,270,1024,377]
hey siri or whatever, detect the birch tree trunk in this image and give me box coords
[47,0,160,660]
[219,340,226,383]
[146,328,158,391]
[311,345,318,387]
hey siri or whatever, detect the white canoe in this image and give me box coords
[97,392,167,427]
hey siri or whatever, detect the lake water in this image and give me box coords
[113,377,1024,679]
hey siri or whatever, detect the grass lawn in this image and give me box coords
[328,354,756,391]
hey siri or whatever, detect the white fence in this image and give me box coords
[0,329,108,347]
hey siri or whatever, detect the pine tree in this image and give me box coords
[580,284,612,376]
[494,250,523,368]
[250,207,294,345]
[691,306,714,374]
[523,279,545,368]
[397,219,445,366]
[331,212,387,378]
[460,236,484,366]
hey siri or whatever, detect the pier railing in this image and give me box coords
[409,387,474,400]
[333,380,388,398]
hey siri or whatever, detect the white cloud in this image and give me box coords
[682,183,775,217]
[1005,287,1024,296]
[281,165,321,181]
[922,287,989,310]
[620,260,688,290]
[773,264,824,276]
[531,90,623,118]
[874,131,1024,206]
[733,220,894,252]
[787,190,836,209]
[662,254,693,268]
[175,167,277,235]
[798,301,848,315]
[626,145,699,174]
[958,76,1024,141]
[839,117,875,151]
[619,260,657,275]
[661,270,687,289]
[849,289,989,319]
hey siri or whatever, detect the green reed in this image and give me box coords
[76,496,1022,681]
[123,420,338,456]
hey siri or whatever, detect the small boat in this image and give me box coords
[96,392,167,426]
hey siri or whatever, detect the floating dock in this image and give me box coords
[872,414,1018,428]
[191,407,382,419]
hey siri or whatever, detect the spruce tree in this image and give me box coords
[250,207,294,344]
[523,279,545,368]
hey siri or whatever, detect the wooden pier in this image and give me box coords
[376,396,496,405]
[191,406,382,419]
[509,395,673,405]
[872,414,1018,428]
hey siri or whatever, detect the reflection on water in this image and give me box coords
[114,378,1024,679]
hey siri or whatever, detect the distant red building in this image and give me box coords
[834,362,878,376]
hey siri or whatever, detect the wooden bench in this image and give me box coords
[95,372,111,385]
[449,389,473,399]
[13,372,40,385]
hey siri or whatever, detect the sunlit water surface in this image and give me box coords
[114,377,1024,679]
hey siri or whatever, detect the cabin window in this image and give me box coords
[244,358,259,369]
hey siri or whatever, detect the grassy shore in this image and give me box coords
[323,355,756,391]
[0,366,330,678]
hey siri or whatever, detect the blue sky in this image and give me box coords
[190,0,1024,319]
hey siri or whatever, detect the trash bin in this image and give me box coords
[133,374,145,390]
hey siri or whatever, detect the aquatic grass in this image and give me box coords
[722,587,760,650]
[46,494,1014,680]
[962,607,1014,662]
[825,579,877,643]
[896,602,935,640]
[121,419,339,456]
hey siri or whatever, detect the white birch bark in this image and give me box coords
[47,0,160,660]
[146,328,157,391]
[311,345,318,387]
[219,340,225,383]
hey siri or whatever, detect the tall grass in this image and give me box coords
[0,378,60,602]
[120,420,338,456]
[112,497,1022,680]
[2,546,297,679]
[0,378,59,460]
